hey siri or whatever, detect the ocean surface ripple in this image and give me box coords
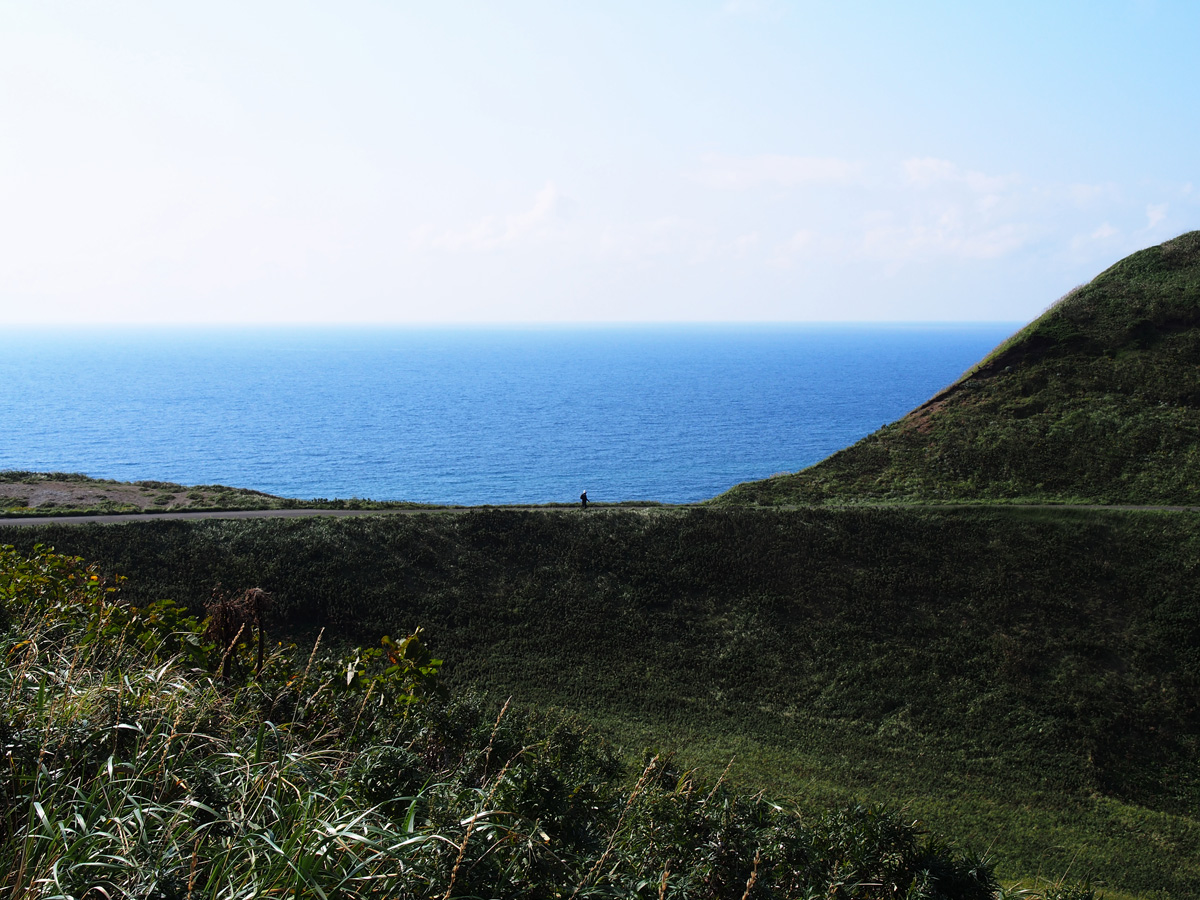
[2,325,1016,504]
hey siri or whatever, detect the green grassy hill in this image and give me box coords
[717,231,1200,506]
[7,509,1199,896]
[4,545,1004,899]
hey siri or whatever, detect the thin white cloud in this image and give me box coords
[721,0,783,17]
[903,158,1015,194]
[861,219,1032,262]
[1070,223,1119,250]
[731,232,760,258]
[400,162,1193,298]
[692,154,861,189]
[840,160,1034,263]
[1066,182,1122,206]
[596,215,700,262]
[413,182,571,252]
[771,229,818,267]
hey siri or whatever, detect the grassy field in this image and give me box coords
[6,506,1198,896]
[716,231,1200,507]
[6,545,1008,899]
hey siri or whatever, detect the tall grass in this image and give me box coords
[0,544,1024,898]
[6,507,1199,893]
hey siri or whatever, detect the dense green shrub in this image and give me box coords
[1,545,1015,898]
[5,507,1196,894]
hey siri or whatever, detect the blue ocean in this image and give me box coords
[1,325,1017,505]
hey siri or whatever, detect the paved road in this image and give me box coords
[4,502,1200,527]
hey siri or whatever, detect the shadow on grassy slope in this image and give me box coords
[7,507,1199,896]
[2,544,1006,899]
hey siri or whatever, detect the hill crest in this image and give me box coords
[717,231,1200,505]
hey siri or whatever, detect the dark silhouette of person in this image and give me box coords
[580,491,588,509]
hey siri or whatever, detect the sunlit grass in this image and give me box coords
[8,503,1199,897]
[3,545,1020,899]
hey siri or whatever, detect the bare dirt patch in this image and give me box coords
[0,480,198,510]
[0,473,288,513]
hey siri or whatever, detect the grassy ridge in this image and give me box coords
[5,546,1003,899]
[716,231,1200,505]
[6,508,1199,895]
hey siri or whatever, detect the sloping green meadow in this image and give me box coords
[3,545,1002,899]
[717,231,1200,506]
[7,506,1199,896]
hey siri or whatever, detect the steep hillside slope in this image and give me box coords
[7,510,1200,894]
[718,231,1200,505]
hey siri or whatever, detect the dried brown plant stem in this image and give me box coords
[186,836,200,900]
[739,848,761,900]
[442,747,528,900]
[570,753,661,899]
[347,680,377,739]
[217,621,247,681]
[480,696,511,782]
[704,755,736,804]
[296,627,324,696]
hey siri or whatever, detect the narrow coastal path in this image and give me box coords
[0,507,597,526]
[4,501,1200,526]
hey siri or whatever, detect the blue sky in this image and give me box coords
[1,1,1196,324]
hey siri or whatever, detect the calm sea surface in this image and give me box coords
[2,325,1017,505]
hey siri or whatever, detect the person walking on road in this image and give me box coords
[580,491,588,509]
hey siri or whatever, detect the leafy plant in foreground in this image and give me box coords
[0,544,1075,898]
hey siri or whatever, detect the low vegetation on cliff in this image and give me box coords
[7,508,1198,897]
[0,471,434,516]
[2,545,1010,899]
[717,232,1200,506]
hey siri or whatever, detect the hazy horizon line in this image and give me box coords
[5,319,1025,329]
